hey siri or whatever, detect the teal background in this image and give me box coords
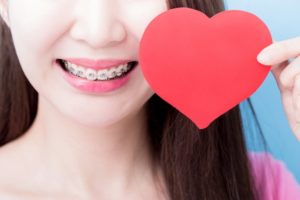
[225,0,300,182]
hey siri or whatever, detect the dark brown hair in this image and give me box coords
[0,0,259,199]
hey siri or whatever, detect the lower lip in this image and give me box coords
[55,61,134,94]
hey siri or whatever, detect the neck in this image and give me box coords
[20,96,161,198]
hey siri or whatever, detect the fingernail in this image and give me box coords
[257,51,271,65]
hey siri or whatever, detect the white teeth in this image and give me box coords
[116,64,125,76]
[97,69,108,80]
[68,63,78,75]
[62,60,134,81]
[86,69,97,81]
[116,66,122,76]
[76,67,86,78]
[107,67,117,79]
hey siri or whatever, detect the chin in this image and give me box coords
[65,106,129,128]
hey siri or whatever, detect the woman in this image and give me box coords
[0,0,299,199]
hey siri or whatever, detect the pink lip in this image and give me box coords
[63,58,132,70]
[55,61,136,94]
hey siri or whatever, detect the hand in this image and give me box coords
[257,37,300,141]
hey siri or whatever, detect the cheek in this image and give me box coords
[8,1,72,89]
[8,1,70,56]
[122,1,168,40]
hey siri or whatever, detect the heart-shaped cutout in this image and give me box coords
[139,8,272,129]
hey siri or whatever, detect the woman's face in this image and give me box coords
[2,0,168,127]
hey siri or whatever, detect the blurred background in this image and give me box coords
[225,0,300,182]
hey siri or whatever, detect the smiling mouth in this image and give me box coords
[56,59,138,81]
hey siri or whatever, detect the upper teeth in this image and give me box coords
[63,60,131,81]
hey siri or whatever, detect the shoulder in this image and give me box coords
[248,152,300,200]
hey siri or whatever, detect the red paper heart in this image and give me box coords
[139,8,272,129]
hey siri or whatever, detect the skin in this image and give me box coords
[258,37,300,142]
[0,0,170,199]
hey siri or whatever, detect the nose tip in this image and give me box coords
[70,20,127,48]
[69,3,127,48]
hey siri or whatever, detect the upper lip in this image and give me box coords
[61,58,133,70]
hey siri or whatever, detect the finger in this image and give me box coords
[291,120,300,142]
[292,74,300,110]
[279,56,300,89]
[292,75,300,141]
[295,132,300,142]
[270,61,288,92]
[257,37,300,65]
